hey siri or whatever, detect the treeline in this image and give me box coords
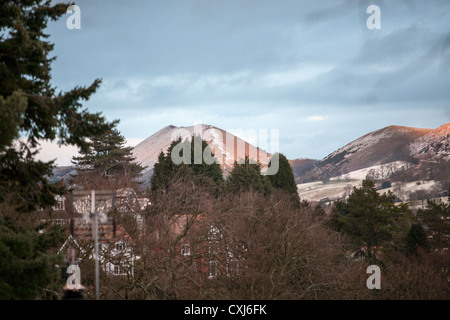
[150,135,299,203]
[0,0,115,300]
[1,0,449,300]
[87,136,450,300]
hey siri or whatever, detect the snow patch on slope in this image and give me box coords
[329,161,412,181]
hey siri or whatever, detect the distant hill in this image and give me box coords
[409,123,450,161]
[49,124,275,187]
[132,123,272,172]
[130,124,276,186]
[48,166,75,184]
[289,158,319,184]
[306,123,450,185]
[49,123,450,190]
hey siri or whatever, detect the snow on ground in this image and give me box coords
[329,161,411,181]
[297,180,363,203]
[297,162,445,205]
[298,179,443,204]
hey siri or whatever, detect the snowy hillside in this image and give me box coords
[132,124,272,174]
[297,123,450,206]
[298,175,443,206]
[310,125,447,180]
[329,161,412,181]
[409,123,450,161]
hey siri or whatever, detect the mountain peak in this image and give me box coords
[313,124,435,180]
[409,122,450,160]
[132,124,272,176]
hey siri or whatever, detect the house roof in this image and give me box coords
[58,220,135,255]
[58,234,86,255]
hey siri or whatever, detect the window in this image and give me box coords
[53,219,67,226]
[181,243,190,256]
[113,262,128,275]
[208,260,219,279]
[208,225,220,241]
[208,225,220,256]
[226,259,241,277]
[113,265,122,275]
[52,195,65,211]
[115,242,126,251]
[208,241,219,255]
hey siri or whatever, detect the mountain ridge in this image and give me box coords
[132,124,273,174]
[305,123,449,183]
[50,122,450,188]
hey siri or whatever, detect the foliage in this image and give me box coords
[0,0,114,299]
[267,153,300,205]
[71,123,146,189]
[150,135,224,194]
[0,0,113,210]
[0,214,65,299]
[417,198,450,250]
[332,179,410,261]
[405,222,429,256]
[226,156,272,196]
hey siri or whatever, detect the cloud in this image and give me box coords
[307,116,326,121]
[87,63,335,115]
[42,0,450,163]
[302,0,356,26]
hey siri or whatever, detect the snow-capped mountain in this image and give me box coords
[132,124,272,174]
[409,123,450,161]
[309,124,449,181]
[50,122,449,188]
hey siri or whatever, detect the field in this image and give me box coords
[297,162,448,209]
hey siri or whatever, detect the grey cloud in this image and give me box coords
[44,0,450,160]
[302,0,355,25]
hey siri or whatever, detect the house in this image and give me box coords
[58,221,136,277]
[156,213,246,279]
[37,187,146,278]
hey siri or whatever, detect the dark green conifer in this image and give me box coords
[0,0,113,299]
[150,135,223,193]
[72,124,145,188]
[267,153,300,205]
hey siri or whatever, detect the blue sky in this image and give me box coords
[43,0,450,164]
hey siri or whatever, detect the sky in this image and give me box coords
[39,0,450,165]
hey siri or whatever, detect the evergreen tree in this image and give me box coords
[405,222,429,256]
[150,135,223,193]
[72,124,145,189]
[0,215,65,299]
[417,199,450,250]
[151,138,184,192]
[151,150,175,193]
[330,199,349,232]
[0,0,113,299]
[226,156,272,196]
[267,153,300,205]
[0,0,112,210]
[189,135,224,185]
[335,180,409,260]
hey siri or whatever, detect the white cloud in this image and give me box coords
[260,64,334,87]
[307,115,326,121]
[28,137,143,167]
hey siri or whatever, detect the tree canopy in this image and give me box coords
[0,0,114,299]
[150,135,224,193]
[0,0,113,211]
[332,179,410,260]
[267,152,300,205]
[226,156,272,196]
[72,123,146,189]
